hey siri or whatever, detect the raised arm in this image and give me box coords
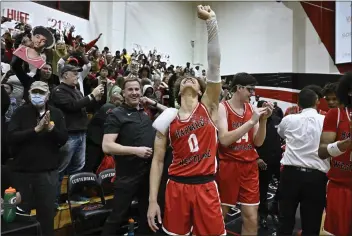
[198,5,222,119]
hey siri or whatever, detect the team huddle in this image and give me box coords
[146,5,351,236]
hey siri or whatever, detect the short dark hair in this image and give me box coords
[303,85,323,99]
[336,72,352,106]
[230,73,257,91]
[174,76,206,105]
[298,89,318,109]
[257,100,266,108]
[122,78,141,90]
[322,82,338,97]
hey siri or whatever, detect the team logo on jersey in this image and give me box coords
[179,149,211,166]
[331,159,352,171]
[228,143,254,151]
[175,117,206,139]
[232,121,245,129]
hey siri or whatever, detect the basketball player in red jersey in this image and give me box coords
[217,73,273,235]
[147,5,225,236]
[322,82,339,109]
[318,73,352,236]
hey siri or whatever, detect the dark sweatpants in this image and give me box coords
[14,170,58,236]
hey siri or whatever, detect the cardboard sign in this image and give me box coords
[13,45,46,69]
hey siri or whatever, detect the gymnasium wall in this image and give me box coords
[123,2,194,66]
[193,1,340,75]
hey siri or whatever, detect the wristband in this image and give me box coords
[327,142,345,157]
[152,101,158,107]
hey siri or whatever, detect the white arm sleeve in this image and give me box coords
[206,16,221,83]
[152,108,178,136]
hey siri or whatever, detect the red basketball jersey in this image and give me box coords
[323,108,352,188]
[218,101,259,162]
[168,103,218,177]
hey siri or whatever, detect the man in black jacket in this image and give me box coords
[84,92,123,172]
[7,81,68,236]
[51,64,104,203]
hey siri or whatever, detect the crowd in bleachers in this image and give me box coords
[1,12,351,236]
[0,17,224,236]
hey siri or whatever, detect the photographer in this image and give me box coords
[51,64,104,205]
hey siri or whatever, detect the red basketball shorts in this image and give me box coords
[216,159,259,206]
[162,179,226,236]
[324,181,352,236]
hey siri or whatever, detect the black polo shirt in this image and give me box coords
[104,103,156,176]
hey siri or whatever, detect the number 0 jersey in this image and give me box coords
[168,103,218,177]
[218,101,259,162]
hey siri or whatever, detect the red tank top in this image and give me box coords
[323,108,352,188]
[218,101,259,162]
[168,103,218,177]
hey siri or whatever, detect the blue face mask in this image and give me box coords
[30,94,46,106]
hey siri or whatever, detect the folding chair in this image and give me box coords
[97,169,116,196]
[67,172,111,235]
[97,169,139,234]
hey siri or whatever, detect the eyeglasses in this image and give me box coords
[238,85,255,93]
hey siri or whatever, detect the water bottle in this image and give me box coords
[127,218,135,236]
[3,187,17,223]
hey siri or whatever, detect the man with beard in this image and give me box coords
[318,73,352,236]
